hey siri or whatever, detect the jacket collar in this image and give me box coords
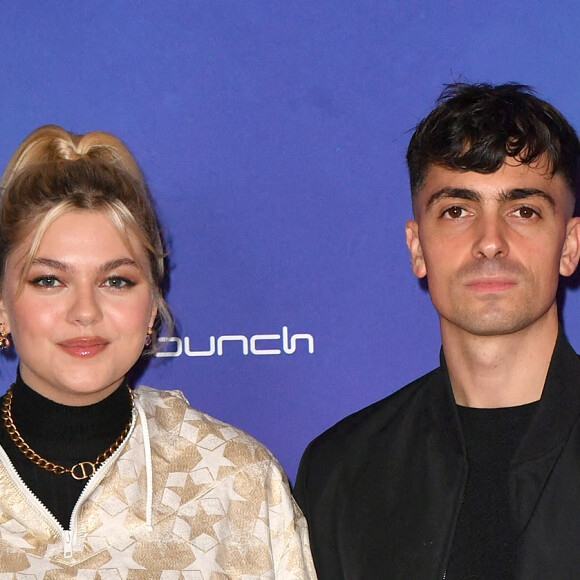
[515,328,580,463]
[434,328,580,464]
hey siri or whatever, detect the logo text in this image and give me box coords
[155,326,314,357]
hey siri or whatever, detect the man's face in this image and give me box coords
[405,157,580,338]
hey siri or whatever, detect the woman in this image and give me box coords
[0,125,316,578]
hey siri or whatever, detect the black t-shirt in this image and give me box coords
[445,401,538,579]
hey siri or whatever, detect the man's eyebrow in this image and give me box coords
[425,186,557,210]
[499,188,556,209]
[425,187,482,208]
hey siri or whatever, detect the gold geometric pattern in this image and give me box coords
[0,386,317,579]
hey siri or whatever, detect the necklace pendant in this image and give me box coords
[71,461,97,480]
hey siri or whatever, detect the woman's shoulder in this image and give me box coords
[132,384,276,468]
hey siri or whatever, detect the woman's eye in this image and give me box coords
[442,206,466,219]
[30,276,62,288]
[513,206,538,219]
[103,276,135,289]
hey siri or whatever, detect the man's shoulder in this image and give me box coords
[303,366,443,463]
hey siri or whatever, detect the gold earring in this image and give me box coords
[144,327,153,347]
[0,323,10,349]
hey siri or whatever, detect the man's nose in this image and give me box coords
[472,214,509,260]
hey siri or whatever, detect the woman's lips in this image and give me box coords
[58,337,109,358]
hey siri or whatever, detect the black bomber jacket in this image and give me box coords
[294,330,580,579]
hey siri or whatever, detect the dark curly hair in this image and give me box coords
[406,83,580,197]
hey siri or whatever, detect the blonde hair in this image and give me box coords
[0,124,172,352]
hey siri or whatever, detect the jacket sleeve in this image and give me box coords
[263,456,318,579]
[293,443,312,522]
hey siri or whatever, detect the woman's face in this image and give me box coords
[0,210,157,405]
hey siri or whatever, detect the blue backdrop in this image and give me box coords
[2,1,580,481]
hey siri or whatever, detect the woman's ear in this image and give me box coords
[148,303,158,329]
[0,298,11,335]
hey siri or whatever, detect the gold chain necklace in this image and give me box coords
[1,384,134,480]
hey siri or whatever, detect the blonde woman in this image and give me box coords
[0,125,316,578]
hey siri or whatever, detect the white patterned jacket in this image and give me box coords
[0,386,317,579]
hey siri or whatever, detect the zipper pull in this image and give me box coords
[63,530,73,558]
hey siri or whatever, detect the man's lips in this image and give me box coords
[465,277,518,292]
[57,337,109,357]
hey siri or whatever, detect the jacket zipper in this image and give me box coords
[64,430,134,554]
[441,457,470,580]
[0,410,136,558]
[62,530,73,558]
[0,444,64,536]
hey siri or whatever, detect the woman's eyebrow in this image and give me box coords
[98,258,140,274]
[29,257,71,272]
[29,257,140,274]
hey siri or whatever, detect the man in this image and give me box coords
[294,83,580,579]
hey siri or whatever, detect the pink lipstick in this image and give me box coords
[58,337,109,358]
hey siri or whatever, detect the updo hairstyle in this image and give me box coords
[0,124,171,352]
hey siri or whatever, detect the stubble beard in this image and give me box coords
[432,259,558,338]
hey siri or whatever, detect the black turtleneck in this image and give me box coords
[0,372,133,529]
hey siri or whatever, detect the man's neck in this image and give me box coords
[441,312,559,408]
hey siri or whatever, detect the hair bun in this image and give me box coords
[1,125,143,190]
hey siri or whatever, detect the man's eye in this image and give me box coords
[103,276,135,288]
[442,206,466,219]
[513,206,538,219]
[30,276,62,288]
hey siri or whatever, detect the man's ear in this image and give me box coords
[405,220,427,279]
[560,217,580,277]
